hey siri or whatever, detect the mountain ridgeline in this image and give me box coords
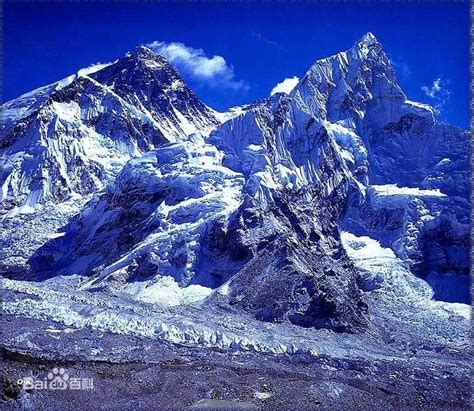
[0,33,469,335]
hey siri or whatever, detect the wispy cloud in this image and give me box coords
[270,76,299,96]
[422,77,443,98]
[421,77,451,112]
[253,32,285,52]
[147,41,248,92]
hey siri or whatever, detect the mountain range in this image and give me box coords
[1,33,468,309]
[1,32,471,408]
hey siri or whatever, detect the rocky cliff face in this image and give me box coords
[288,33,469,297]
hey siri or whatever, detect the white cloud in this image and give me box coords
[77,62,112,77]
[270,76,299,96]
[422,77,443,98]
[421,77,451,113]
[147,41,248,91]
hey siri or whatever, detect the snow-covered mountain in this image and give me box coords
[1,32,471,410]
[0,32,470,332]
[210,32,469,300]
[0,46,220,216]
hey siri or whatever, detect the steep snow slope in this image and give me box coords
[341,184,470,302]
[0,47,227,276]
[0,62,112,137]
[284,32,469,297]
[1,76,166,215]
[207,33,469,301]
[210,94,357,202]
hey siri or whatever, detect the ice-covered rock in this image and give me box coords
[27,134,245,285]
[88,46,220,141]
[210,94,357,204]
[0,47,226,276]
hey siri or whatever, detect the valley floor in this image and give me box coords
[0,233,471,409]
[1,336,469,409]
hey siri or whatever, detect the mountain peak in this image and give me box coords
[133,44,153,53]
[125,45,169,66]
[350,32,383,60]
[87,44,220,141]
[356,32,379,47]
[92,45,180,87]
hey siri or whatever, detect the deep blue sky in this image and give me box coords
[3,2,470,128]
